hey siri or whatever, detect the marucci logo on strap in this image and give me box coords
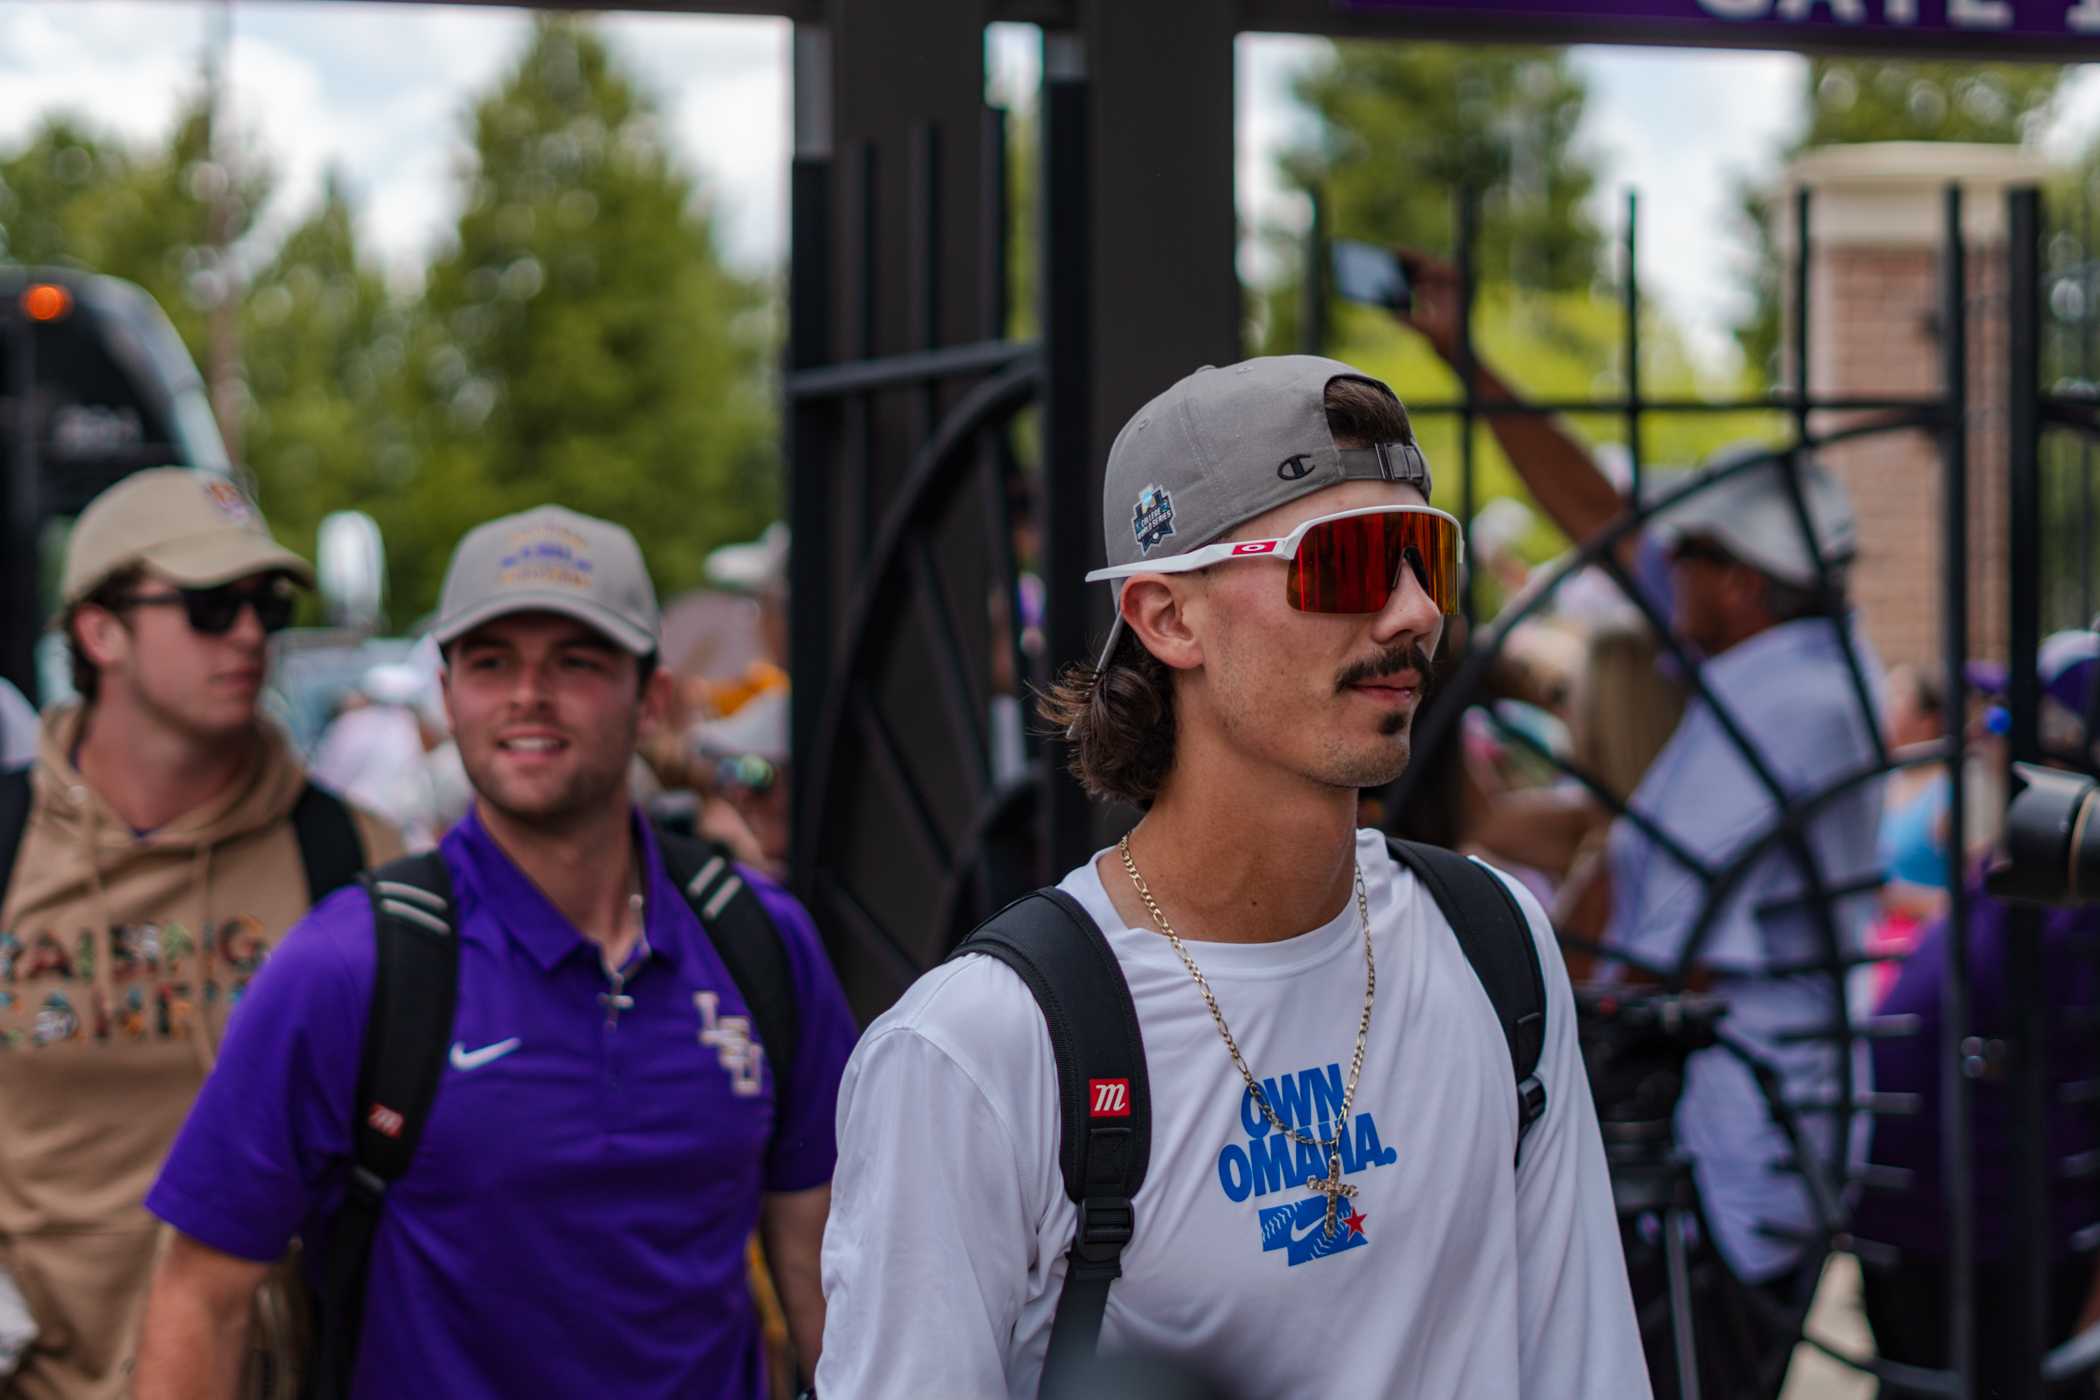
[1089,1078,1131,1118]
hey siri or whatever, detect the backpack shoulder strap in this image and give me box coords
[655,828,800,1109]
[0,766,30,910]
[1385,838,1549,1160]
[308,851,458,1400]
[948,889,1149,1400]
[290,782,368,907]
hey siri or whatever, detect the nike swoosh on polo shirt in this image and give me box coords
[449,1038,522,1071]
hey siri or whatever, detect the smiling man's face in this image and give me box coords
[442,611,646,834]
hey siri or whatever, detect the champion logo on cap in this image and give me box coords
[203,479,256,524]
[1133,485,1176,555]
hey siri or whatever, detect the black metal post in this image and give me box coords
[912,121,943,450]
[2082,193,2094,628]
[2007,184,2051,1400]
[1623,190,1642,502]
[982,104,1010,343]
[1940,183,1977,1400]
[1455,186,1479,623]
[852,141,880,556]
[787,148,835,900]
[1,304,37,702]
[1040,46,1095,880]
[1302,186,1328,356]
[1794,188,1812,447]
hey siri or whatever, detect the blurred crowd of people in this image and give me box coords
[7,300,2100,1399]
[1379,247,2100,1396]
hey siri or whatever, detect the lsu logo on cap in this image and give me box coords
[498,526,596,592]
[203,479,256,524]
[1089,1078,1131,1118]
[1132,485,1175,555]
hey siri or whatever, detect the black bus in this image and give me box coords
[0,266,232,700]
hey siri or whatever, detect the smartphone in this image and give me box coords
[1329,240,1412,313]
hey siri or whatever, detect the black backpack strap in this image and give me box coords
[1385,838,1549,1162]
[948,890,1149,1400]
[0,766,30,909]
[290,783,368,907]
[308,851,458,1400]
[655,829,800,1110]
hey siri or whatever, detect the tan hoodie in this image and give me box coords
[0,705,402,1400]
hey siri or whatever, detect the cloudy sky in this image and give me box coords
[3,1,2095,372]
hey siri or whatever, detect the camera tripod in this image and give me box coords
[1608,1134,1706,1400]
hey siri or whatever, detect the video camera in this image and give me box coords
[1988,762,2100,906]
[1575,988,1730,1162]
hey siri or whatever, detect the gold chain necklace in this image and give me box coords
[1118,833,1376,1238]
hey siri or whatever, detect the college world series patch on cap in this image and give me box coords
[1133,484,1176,555]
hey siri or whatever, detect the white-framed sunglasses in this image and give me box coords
[1086,504,1465,616]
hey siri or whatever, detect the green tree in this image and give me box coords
[239,171,412,592]
[1327,285,1774,595]
[389,16,778,617]
[1734,59,2064,376]
[1261,43,1603,353]
[0,96,272,368]
[1801,59,2061,147]
[1293,44,1598,284]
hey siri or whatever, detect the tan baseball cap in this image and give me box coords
[60,467,314,606]
[430,505,659,655]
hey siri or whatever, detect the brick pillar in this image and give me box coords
[1775,142,2049,673]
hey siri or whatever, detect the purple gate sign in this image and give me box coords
[1334,0,2100,55]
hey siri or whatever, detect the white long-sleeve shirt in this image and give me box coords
[817,830,1649,1399]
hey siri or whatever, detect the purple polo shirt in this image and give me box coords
[146,807,858,1398]
[1853,884,2100,1261]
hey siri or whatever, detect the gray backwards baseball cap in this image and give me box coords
[1093,355,1433,663]
[431,505,659,655]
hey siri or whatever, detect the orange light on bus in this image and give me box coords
[22,283,72,322]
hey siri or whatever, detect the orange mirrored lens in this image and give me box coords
[1286,511,1461,615]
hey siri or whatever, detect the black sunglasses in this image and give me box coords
[116,578,298,637]
[1667,536,1742,570]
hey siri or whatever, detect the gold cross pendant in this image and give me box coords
[1310,1157,1359,1239]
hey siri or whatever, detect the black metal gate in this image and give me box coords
[1366,181,2100,1399]
[778,21,2100,1400]
[785,64,1096,1026]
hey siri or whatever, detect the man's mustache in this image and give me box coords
[1335,643,1434,694]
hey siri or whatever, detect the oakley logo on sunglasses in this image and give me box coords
[1277,454,1316,482]
[1231,542,1278,556]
